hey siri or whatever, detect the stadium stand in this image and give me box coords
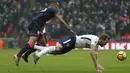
[0,0,130,40]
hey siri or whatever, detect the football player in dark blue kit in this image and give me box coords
[13,1,76,66]
[21,24,48,63]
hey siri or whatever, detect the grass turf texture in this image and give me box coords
[0,49,130,73]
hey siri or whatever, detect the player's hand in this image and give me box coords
[96,64,104,73]
[69,30,76,36]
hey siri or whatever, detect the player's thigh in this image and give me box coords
[38,38,47,44]
[28,28,40,44]
[28,25,42,43]
[28,36,38,44]
[55,42,63,51]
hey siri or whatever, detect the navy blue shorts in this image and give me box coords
[55,36,76,54]
[28,21,44,39]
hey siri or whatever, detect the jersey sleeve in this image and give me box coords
[51,8,60,15]
[91,37,99,46]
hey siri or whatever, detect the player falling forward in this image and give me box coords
[33,34,110,73]
[13,1,76,66]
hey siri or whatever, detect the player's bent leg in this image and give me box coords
[38,38,47,46]
[23,49,37,63]
[13,36,38,66]
[22,43,44,63]
[17,36,37,57]
[33,46,60,64]
[22,36,47,63]
[33,43,63,64]
[50,43,63,55]
[33,53,40,64]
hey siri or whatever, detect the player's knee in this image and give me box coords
[39,39,47,45]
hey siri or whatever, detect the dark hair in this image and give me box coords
[99,34,110,41]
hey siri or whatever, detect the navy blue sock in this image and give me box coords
[23,43,41,62]
[23,49,37,62]
[24,43,40,58]
[17,43,32,57]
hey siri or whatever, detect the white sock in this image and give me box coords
[36,46,56,57]
[34,45,46,50]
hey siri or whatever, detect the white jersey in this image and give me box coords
[75,35,99,53]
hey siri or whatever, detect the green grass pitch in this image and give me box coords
[0,49,130,73]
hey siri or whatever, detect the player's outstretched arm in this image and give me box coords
[90,44,104,73]
[55,14,76,35]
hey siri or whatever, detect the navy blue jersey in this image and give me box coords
[30,7,59,29]
[28,7,59,38]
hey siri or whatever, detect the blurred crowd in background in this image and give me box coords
[0,0,130,41]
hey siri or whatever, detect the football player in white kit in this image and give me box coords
[33,34,110,72]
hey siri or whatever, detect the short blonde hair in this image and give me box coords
[50,0,59,9]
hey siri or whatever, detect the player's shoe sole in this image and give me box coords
[33,54,39,64]
[13,55,20,66]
